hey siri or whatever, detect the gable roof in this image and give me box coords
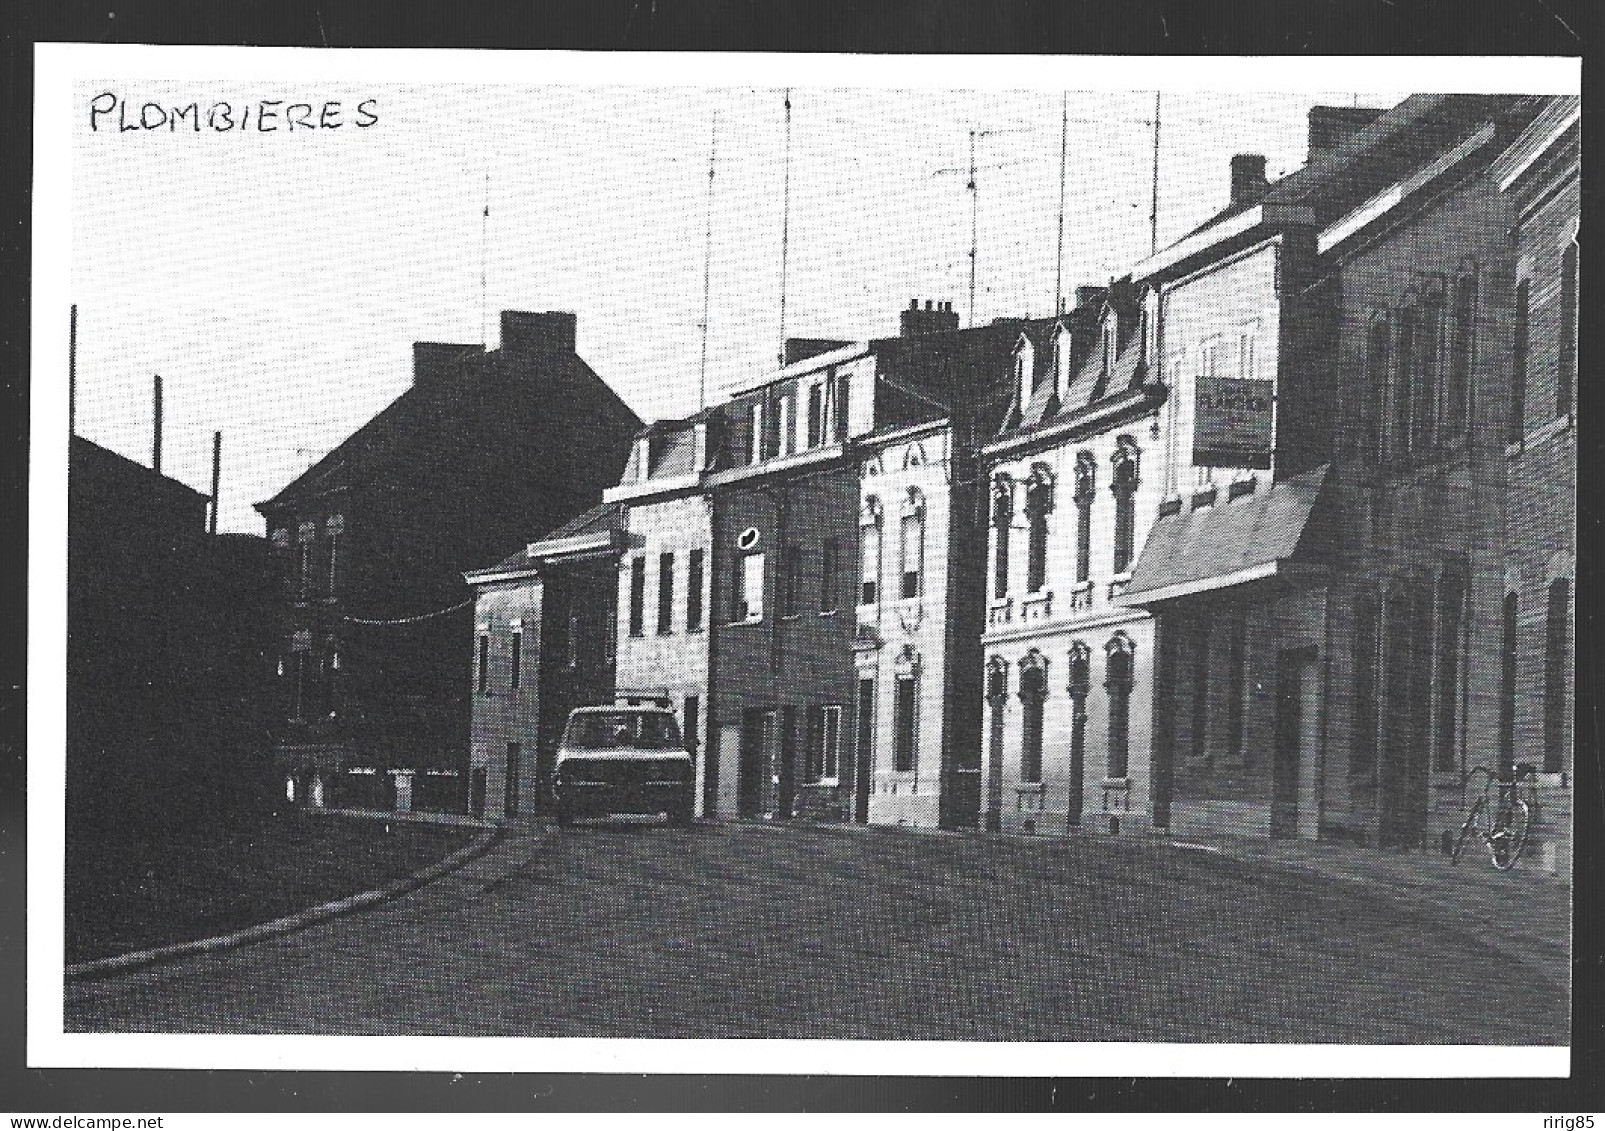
[468,501,626,578]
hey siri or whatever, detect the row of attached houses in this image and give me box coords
[455,94,1573,874]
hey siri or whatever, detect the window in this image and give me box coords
[628,557,646,637]
[820,537,840,613]
[1446,276,1475,437]
[806,382,824,448]
[1105,634,1135,779]
[1559,243,1577,418]
[899,492,924,600]
[1189,620,1211,764]
[1392,306,1417,460]
[566,607,582,670]
[892,675,917,772]
[1111,440,1140,575]
[778,394,795,456]
[806,704,842,782]
[780,543,801,617]
[1068,644,1090,823]
[297,536,313,600]
[1018,658,1046,784]
[991,478,1013,599]
[1412,293,1442,453]
[1434,572,1465,773]
[1544,578,1570,774]
[1025,468,1053,594]
[986,660,1007,786]
[1510,280,1529,444]
[1499,592,1518,780]
[325,518,342,595]
[1365,314,1391,462]
[860,501,882,605]
[1350,594,1379,776]
[687,549,705,631]
[656,551,675,634]
[856,677,876,778]
[734,551,764,622]
[749,401,765,464]
[1239,331,1256,382]
[1074,454,1095,583]
[477,633,490,696]
[509,628,522,690]
[834,373,851,440]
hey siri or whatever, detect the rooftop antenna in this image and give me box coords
[932,126,1026,327]
[209,429,222,536]
[778,88,793,368]
[68,304,77,436]
[1055,93,1068,315]
[1149,91,1162,255]
[151,375,163,474]
[698,110,719,411]
[480,171,490,347]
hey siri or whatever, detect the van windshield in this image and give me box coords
[565,711,684,750]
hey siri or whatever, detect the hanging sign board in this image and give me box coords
[1194,377,1274,469]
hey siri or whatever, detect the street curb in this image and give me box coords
[66,824,503,983]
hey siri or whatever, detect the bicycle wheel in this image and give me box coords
[1451,796,1486,865]
[1489,798,1531,871]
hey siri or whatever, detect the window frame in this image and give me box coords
[628,556,646,637]
[656,550,676,635]
[686,548,705,632]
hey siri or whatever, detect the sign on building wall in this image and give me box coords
[1194,377,1274,468]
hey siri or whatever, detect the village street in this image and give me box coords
[65,818,1568,1044]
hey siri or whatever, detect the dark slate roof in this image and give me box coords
[258,341,641,511]
[475,501,624,574]
[1121,465,1330,602]
[71,434,209,502]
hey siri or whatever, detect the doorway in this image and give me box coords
[738,708,766,817]
[1272,647,1319,838]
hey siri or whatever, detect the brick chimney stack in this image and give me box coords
[900,298,960,338]
[1230,154,1270,208]
[1074,285,1107,311]
[500,310,577,356]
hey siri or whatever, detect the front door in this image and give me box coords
[853,677,874,823]
[738,708,766,817]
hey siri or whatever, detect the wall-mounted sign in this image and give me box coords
[1194,376,1273,469]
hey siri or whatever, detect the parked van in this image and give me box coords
[551,704,695,826]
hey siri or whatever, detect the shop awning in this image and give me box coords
[1116,464,1330,606]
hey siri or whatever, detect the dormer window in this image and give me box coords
[1015,336,1035,411]
[1054,325,1073,400]
[1102,316,1116,381]
[749,401,765,465]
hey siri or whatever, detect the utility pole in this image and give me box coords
[68,305,77,437]
[967,129,978,327]
[480,171,490,347]
[1149,91,1162,255]
[1055,93,1069,315]
[209,429,222,536]
[778,88,793,368]
[152,374,163,474]
[698,111,719,411]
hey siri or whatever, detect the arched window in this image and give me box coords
[899,488,925,600]
[1499,591,1518,779]
[1446,270,1476,438]
[1067,641,1091,826]
[985,656,1008,806]
[991,476,1013,599]
[1017,651,1048,784]
[1510,279,1530,444]
[1412,280,1444,453]
[1074,452,1096,583]
[1559,241,1577,417]
[1365,312,1392,462]
[1393,303,1418,460]
[1544,577,1570,773]
[1433,568,1467,774]
[1025,464,1054,594]
[859,497,883,606]
[1111,438,1141,574]
[1105,633,1136,779]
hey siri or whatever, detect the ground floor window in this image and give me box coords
[1433,572,1466,774]
[806,704,843,783]
[1500,591,1518,779]
[1105,634,1135,779]
[893,675,917,772]
[856,678,875,778]
[1018,659,1047,784]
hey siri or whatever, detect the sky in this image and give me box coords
[68,78,1405,534]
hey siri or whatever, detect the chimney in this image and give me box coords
[1230,154,1269,208]
[500,310,577,356]
[1307,105,1385,160]
[412,341,484,387]
[899,298,961,338]
[152,374,163,474]
[1074,285,1106,311]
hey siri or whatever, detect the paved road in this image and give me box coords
[65,820,1568,1043]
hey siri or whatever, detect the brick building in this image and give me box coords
[979,281,1170,837]
[255,310,640,797]
[1119,95,1550,851]
[464,502,625,820]
[1490,95,1578,876]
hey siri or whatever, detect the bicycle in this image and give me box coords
[1450,762,1536,870]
